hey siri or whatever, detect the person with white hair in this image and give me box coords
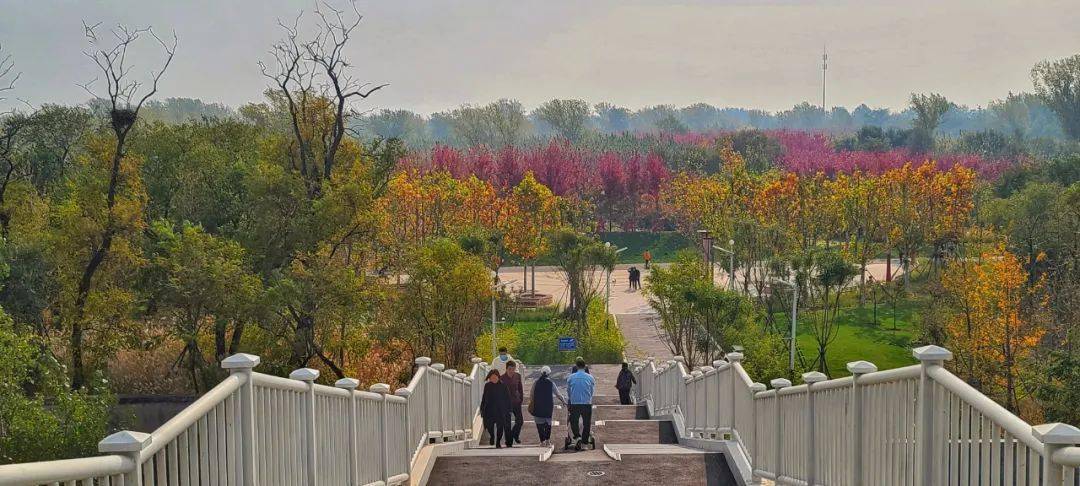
[529,366,566,446]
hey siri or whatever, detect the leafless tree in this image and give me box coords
[260,1,386,197]
[68,22,176,390]
[0,42,28,237]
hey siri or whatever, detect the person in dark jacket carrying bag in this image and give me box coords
[615,362,637,405]
[529,366,567,446]
[479,369,513,448]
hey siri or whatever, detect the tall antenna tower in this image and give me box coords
[821,45,828,114]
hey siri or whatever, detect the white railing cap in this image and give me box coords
[912,345,953,362]
[415,356,432,366]
[369,383,391,394]
[464,377,473,384]
[673,356,686,363]
[431,363,445,371]
[691,370,704,377]
[1032,423,1080,445]
[726,352,744,363]
[701,366,715,373]
[471,357,483,364]
[646,356,655,362]
[846,360,878,374]
[289,368,320,382]
[770,378,792,389]
[221,353,261,370]
[666,359,677,366]
[802,371,827,384]
[335,378,360,390]
[455,372,466,379]
[99,431,152,453]
[395,387,412,397]
[711,360,726,368]
[750,382,767,393]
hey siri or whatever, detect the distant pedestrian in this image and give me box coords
[501,361,524,445]
[643,250,652,269]
[628,267,641,290]
[530,366,567,446]
[491,347,524,375]
[567,358,596,447]
[615,362,637,405]
[479,369,512,448]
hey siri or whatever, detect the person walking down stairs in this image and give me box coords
[567,358,596,448]
[480,370,512,448]
[615,362,637,405]
[530,366,567,446]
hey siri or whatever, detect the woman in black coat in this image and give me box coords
[479,369,513,447]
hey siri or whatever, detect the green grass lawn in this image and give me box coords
[599,231,693,264]
[477,305,625,364]
[785,293,923,377]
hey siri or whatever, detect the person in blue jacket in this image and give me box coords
[566,358,595,446]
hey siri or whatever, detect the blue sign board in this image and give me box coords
[558,337,577,352]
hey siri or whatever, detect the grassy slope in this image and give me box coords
[790,291,922,377]
[598,231,693,264]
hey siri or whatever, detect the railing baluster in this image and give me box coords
[803,371,827,486]
[290,368,320,486]
[370,383,392,485]
[222,354,260,486]
[1034,423,1080,486]
[97,432,150,486]
[914,345,952,486]
[848,360,877,486]
[770,378,791,480]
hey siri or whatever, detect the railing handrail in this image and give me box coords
[632,345,1080,485]
[0,353,483,486]
[141,372,244,460]
[926,364,1043,453]
[0,455,133,486]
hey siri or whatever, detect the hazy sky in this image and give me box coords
[1,0,1078,114]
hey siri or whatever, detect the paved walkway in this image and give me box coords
[498,259,903,366]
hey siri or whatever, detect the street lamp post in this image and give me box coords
[698,229,714,283]
[712,239,736,292]
[490,271,516,359]
[604,242,628,313]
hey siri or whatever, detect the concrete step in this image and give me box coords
[512,403,646,422]
[427,453,737,485]
[603,443,709,460]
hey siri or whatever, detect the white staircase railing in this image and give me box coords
[0,353,488,486]
[631,346,1080,486]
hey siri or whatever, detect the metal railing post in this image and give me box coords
[444,369,458,439]
[727,352,744,436]
[222,353,261,486]
[395,387,413,472]
[290,367,320,486]
[913,345,952,486]
[414,357,431,442]
[431,363,446,441]
[749,382,766,470]
[770,378,791,479]
[371,383,392,484]
[803,371,827,486]
[456,372,468,439]
[847,360,877,486]
[335,377,360,486]
[99,431,152,486]
[1033,423,1080,486]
